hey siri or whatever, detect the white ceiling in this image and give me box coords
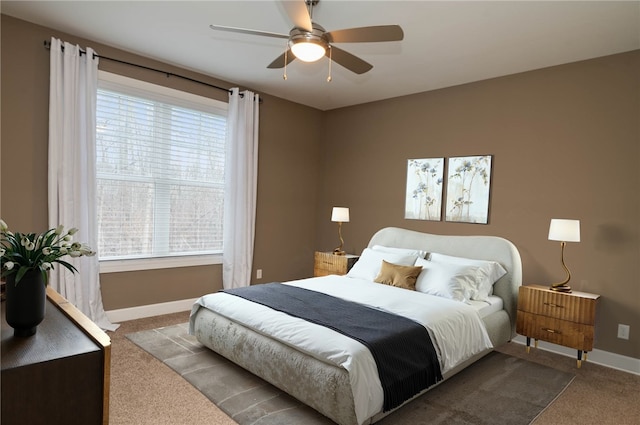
[3,1,639,111]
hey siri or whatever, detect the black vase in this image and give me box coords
[5,269,46,337]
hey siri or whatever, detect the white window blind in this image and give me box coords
[96,72,227,263]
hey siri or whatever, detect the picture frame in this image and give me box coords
[405,158,444,221]
[445,155,492,224]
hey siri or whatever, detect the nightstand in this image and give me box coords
[516,284,599,367]
[314,251,359,277]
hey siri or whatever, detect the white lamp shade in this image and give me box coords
[548,219,580,242]
[331,207,350,223]
[291,41,326,62]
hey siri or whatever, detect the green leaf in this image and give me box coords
[43,229,58,247]
[15,265,30,284]
[40,268,49,286]
[56,259,78,274]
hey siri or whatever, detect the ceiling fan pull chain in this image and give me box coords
[283,47,288,80]
[327,46,332,82]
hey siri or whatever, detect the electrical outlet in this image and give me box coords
[256,269,262,279]
[617,324,630,340]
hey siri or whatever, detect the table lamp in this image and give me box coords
[548,218,580,293]
[331,207,349,256]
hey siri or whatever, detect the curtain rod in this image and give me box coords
[43,40,257,100]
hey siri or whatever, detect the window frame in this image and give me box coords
[96,71,226,273]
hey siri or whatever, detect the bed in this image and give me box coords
[190,227,522,425]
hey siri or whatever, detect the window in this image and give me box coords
[96,72,227,271]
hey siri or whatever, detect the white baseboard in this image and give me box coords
[106,298,198,323]
[512,335,640,376]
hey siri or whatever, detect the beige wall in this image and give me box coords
[318,51,640,358]
[2,15,638,359]
[1,15,323,308]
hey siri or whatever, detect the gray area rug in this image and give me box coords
[127,323,574,425]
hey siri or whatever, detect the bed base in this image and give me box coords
[192,306,511,425]
[193,307,358,425]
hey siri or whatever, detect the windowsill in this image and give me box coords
[99,254,222,273]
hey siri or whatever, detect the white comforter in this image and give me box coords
[190,275,493,425]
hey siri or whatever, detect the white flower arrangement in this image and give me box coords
[0,219,95,285]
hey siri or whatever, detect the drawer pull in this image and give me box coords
[542,327,561,334]
[543,302,564,308]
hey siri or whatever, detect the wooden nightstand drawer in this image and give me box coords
[516,311,594,351]
[516,284,599,367]
[314,251,359,277]
[517,285,597,324]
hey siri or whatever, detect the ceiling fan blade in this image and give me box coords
[267,49,297,69]
[326,25,404,43]
[209,24,288,40]
[327,45,373,75]
[280,0,313,32]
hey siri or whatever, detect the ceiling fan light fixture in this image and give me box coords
[290,38,326,62]
[210,0,403,75]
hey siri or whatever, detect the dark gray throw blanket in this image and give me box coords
[224,282,442,411]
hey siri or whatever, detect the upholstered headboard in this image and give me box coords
[368,227,522,337]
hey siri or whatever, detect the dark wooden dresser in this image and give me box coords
[1,287,111,425]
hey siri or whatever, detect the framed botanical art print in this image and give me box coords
[405,158,444,221]
[445,155,492,224]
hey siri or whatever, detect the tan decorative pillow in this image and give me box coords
[374,260,423,291]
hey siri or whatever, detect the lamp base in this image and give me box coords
[551,241,573,293]
[550,284,572,293]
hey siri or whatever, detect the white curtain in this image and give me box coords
[223,88,260,289]
[48,38,118,331]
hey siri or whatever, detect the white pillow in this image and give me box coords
[414,257,478,302]
[346,248,418,282]
[428,253,507,301]
[371,245,428,259]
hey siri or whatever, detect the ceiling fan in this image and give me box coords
[209,0,404,76]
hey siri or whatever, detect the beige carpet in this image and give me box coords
[108,312,237,425]
[497,342,640,425]
[109,311,640,425]
[127,323,575,425]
